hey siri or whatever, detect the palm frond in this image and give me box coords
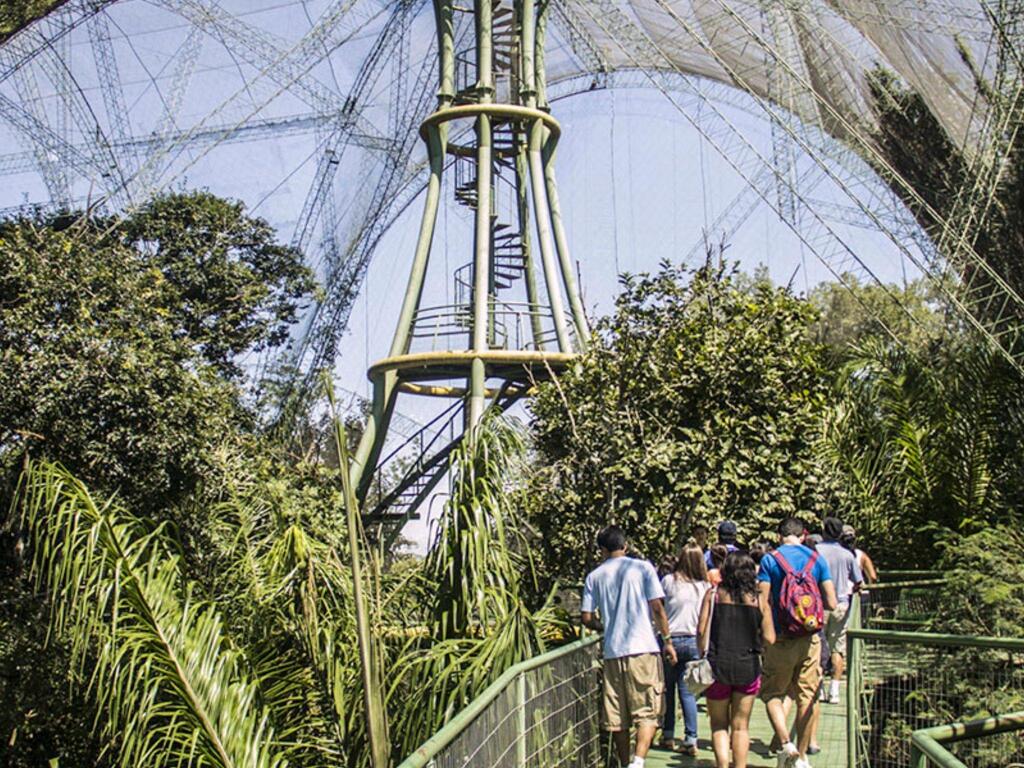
[18,460,290,768]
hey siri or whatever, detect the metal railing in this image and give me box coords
[860,579,946,631]
[909,711,1024,768]
[847,602,1024,768]
[397,636,604,768]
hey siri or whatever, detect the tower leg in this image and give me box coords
[350,120,448,499]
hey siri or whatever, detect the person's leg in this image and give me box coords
[707,694,732,768]
[635,724,657,759]
[793,636,822,758]
[661,651,677,745]
[677,637,701,750]
[627,653,665,763]
[612,730,631,766]
[761,641,798,747]
[603,657,630,765]
[730,692,757,768]
[807,698,821,753]
[768,696,794,752]
[825,604,849,703]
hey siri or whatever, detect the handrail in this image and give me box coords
[396,635,601,768]
[846,627,1024,652]
[864,579,946,589]
[909,711,1024,768]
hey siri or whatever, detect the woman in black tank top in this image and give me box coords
[698,551,777,768]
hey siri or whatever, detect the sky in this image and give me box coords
[0,0,928,551]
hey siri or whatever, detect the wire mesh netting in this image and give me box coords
[851,631,1024,768]
[427,640,605,768]
[860,581,946,632]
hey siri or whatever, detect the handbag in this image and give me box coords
[683,587,717,695]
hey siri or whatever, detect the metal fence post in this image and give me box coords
[848,595,862,768]
[516,673,527,767]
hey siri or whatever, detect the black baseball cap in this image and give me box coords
[718,520,738,542]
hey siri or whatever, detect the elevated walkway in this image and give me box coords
[397,576,1024,768]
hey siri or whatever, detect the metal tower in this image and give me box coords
[351,0,590,525]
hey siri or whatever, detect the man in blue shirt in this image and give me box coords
[703,519,740,568]
[758,518,838,768]
[582,525,676,768]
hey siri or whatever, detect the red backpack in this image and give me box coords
[773,549,824,637]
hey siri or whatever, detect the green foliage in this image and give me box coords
[0,0,65,40]
[817,336,1024,566]
[808,274,954,359]
[18,460,290,768]
[931,524,1024,639]
[0,195,313,513]
[527,259,828,582]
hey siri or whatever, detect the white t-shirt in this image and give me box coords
[661,575,710,636]
[581,556,664,660]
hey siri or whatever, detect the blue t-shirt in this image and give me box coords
[757,544,832,632]
[704,543,739,569]
[582,556,665,660]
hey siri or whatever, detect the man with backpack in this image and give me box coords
[758,518,838,768]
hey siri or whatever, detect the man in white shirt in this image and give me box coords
[582,526,676,768]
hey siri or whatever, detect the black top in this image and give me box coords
[708,597,763,687]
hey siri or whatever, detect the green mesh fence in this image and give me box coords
[848,628,1024,768]
[860,580,946,632]
[399,636,606,768]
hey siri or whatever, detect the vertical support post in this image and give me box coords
[351,0,454,497]
[847,615,861,768]
[468,0,495,429]
[514,142,545,348]
[516,673,528,768]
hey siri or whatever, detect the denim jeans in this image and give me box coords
[663,635,700,743]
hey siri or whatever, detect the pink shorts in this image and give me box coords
[705,676,762,700]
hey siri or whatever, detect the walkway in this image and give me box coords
[646,685,847,768]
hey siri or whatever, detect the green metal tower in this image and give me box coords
[351,0,590,525]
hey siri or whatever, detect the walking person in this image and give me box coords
[758,518,838,768]
[841,525,877,584]
[659,541,711,756]
[697,551,776,768]
[817,518,863,705]
[704,520,740,568]
[581,525,677,768]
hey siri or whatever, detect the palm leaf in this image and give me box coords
[18,460,290,768]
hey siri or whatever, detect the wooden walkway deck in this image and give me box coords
[646,683,847,768]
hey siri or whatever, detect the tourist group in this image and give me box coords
[581,518,875,768]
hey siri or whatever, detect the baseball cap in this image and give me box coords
[718,520,738,542]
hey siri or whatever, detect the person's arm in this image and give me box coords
[759,588,776,646]
[697,588,714,655]
[850,556,865,593]
[580,576,601,631]
[821,579,838,611]
[649,598,677,663]
[861,552,878,585]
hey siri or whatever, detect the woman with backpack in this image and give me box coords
[698,551,776,768]
[659,541,711,755]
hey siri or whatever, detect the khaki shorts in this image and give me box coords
[826,602,852,657]
[602,653,664,731]
[760,634,821,707]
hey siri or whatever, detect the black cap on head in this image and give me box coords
[718,520,738,543]
[823,517,844,541]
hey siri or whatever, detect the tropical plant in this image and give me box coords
[387,412,568,759]
[526,258,828,583]
[816,335,1024,564]
[17,460,291,768]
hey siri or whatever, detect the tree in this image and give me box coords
[527,259,828,583]
[0,195,314,513]
[0,194,313,767]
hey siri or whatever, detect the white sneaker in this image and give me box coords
[776,742,799,768]
[794,758,812,768]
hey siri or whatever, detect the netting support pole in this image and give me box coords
[847,599,861,768]
[516,674,527,767]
